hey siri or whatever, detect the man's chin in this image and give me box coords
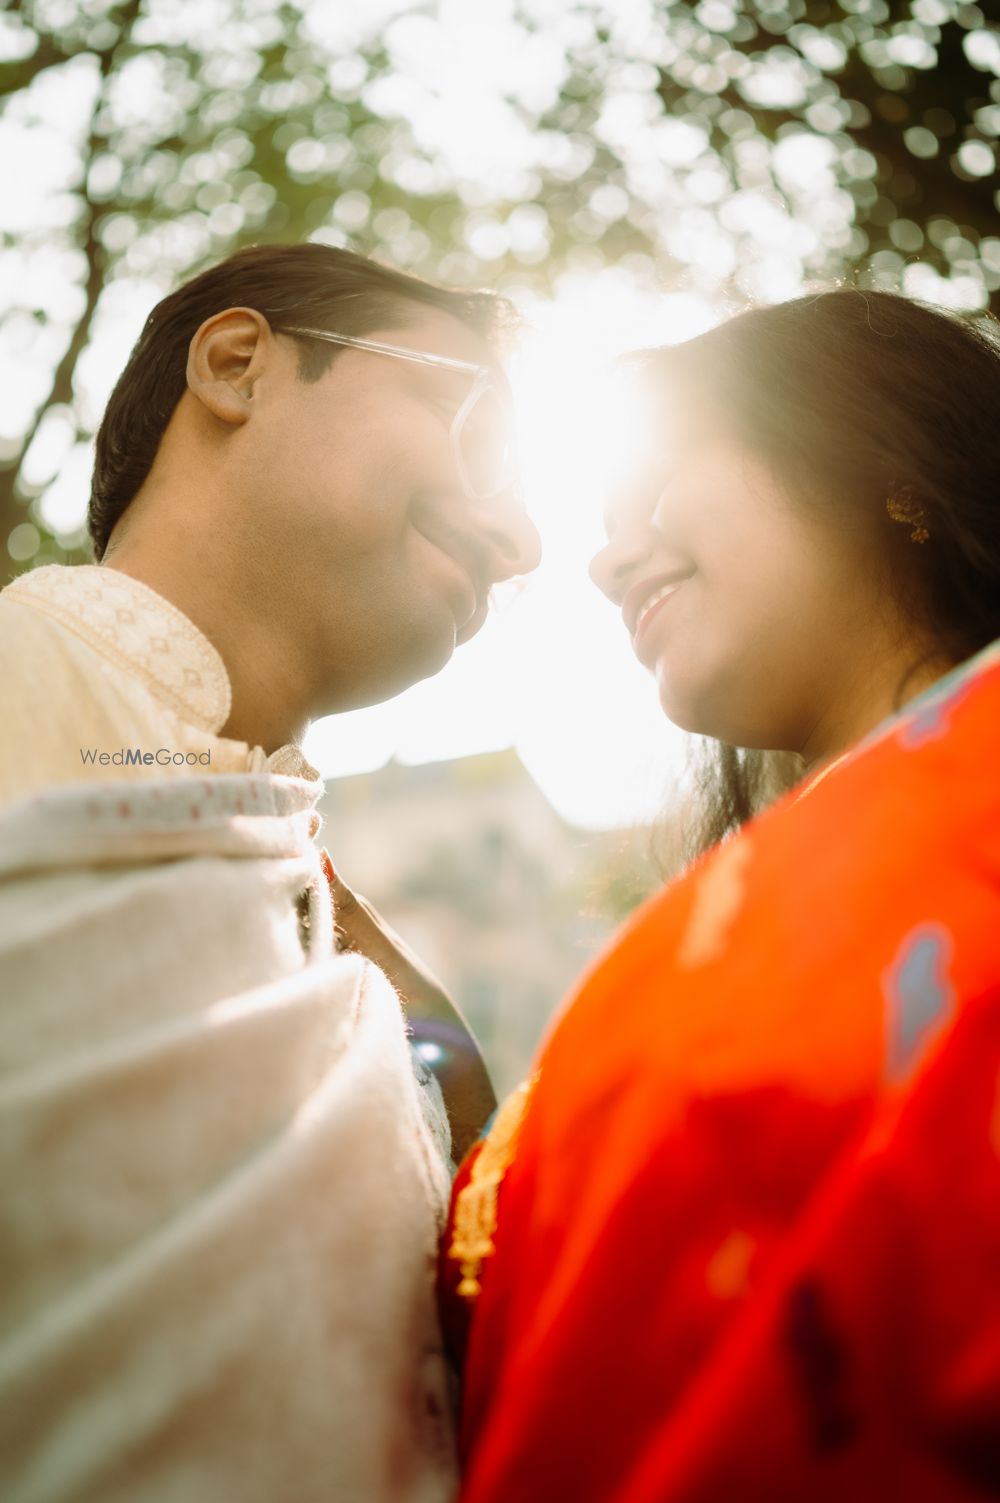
[319,599,488,713]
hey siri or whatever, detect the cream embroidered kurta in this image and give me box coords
[0,563,458,1502]
[0,563,315,806]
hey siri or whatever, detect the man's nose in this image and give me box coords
[479,493,542,581]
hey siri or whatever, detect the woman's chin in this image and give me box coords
[655,670,695,730]
[655,675,720,740]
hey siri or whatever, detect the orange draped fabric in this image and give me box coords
[441,642,1000,1502]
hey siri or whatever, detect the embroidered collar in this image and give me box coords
[6,564,233,734]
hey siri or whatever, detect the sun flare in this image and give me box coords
[304,274,717,828]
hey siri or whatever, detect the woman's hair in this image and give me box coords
[637,287,1000,866]
[89,242,512,560]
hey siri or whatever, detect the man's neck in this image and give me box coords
[103,554,310,754]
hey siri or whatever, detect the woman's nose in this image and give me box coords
[589,530,648,605]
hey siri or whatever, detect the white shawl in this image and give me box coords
[0,773,457,1503]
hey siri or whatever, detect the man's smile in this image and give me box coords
[411,502,492,635]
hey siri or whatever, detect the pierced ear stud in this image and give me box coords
[886,488,930,544]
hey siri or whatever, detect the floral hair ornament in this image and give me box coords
[886,485,930,544]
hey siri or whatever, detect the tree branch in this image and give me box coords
[1,0,144,581]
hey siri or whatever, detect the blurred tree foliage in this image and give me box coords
[1,0,997,580]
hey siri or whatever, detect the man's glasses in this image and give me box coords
[282,327,518,503]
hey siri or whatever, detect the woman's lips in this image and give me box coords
[635,581,681,637]
[628,574,692,667]
[622,570,693,637]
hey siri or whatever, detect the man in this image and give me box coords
[0,243,540,1502]
[1,241,538,794]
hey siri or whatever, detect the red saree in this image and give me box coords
[441,642,1000,1502]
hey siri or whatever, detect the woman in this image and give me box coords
[342,289,1000,1499]
[590,285,996,863]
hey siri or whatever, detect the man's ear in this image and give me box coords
[186,307,273,427]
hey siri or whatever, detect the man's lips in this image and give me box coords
[441,549,481,626]
[456,590,491,645]
[414,520,489,633]
[622,570,694,640]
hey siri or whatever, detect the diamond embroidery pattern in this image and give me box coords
[5,564,321,782]
[6,565,230,731]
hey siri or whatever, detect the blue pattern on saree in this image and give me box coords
[882,923,955,1081]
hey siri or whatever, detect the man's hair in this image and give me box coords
[89,242,514,559]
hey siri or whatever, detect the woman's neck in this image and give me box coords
[799,642,954,775]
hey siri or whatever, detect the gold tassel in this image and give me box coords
[448,1076,538,1301]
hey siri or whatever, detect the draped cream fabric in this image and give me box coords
[0,775,457,1503]
[0,566,458,1501]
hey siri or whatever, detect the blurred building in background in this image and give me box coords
[319,747,665,1094]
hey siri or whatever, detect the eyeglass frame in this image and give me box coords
[281,326,518,502]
